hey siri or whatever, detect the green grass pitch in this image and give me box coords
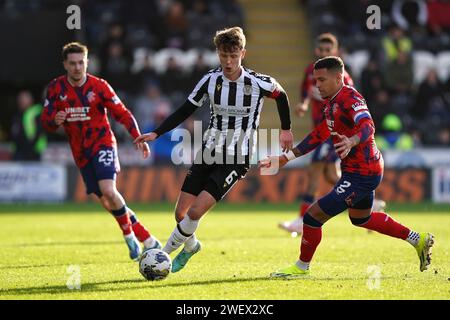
[0,202,449,300]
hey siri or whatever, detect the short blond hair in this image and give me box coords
[62,42,88,60]
[213,27,246,52]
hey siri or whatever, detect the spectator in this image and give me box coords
[360,58,385,103]
[427,0,450,35]
[101,41,131,91]
[375,113,414,150]
[411,69,445,120]
[368,90,392,131]
[10,90,47,161]
[132,53,158,94]
[382,24,413,63]
[134,82,172,134]
[189,53,211,89]
[384,51,414,95]
[436,127,450,146]
[161,1,188,49]
[186,0,214,49]
[160,56,188,105]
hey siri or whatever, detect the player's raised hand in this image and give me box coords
[279,129,294,153]
[332,132,357,159]
[54,111,67,126]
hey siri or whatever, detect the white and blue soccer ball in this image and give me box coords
[139,249,172,281]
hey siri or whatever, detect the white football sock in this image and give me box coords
[406,230,420,246]
[296,259,310,271]
[163,225,188,254]
[184,234,199,252]
[143,236,160,249]
[163,216,200,254]
[179,215,199,235]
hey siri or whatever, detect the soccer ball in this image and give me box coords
[139,249,172,281]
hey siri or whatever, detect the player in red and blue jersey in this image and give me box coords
[279,33,385,235]
[41,42,161,260]
[261,56,434,277]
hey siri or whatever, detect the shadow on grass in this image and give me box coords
[0,274,398,297]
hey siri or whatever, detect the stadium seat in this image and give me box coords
[153,48,185,74]
[202,50,220,69]
[412,51,436,84]
[182,49,202,72]
[436,51,450,82]
[344,50,369,80]
[131,47,154,74]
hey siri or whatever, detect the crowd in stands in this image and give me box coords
[79,0,244,154]
[1,0,244,162]
[2,0,449,164]
[306,0,450,148]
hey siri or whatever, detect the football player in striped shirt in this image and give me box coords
[134,27,294,272]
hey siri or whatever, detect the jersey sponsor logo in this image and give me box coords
[216,84,222,91]
[352,102,367,112]
[213,104,251,117]
[65,106,91,122]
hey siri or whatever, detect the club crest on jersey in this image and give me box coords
[87,91,96,103]
[243,85,252,95]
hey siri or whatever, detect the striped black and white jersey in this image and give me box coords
[188,66,282,163]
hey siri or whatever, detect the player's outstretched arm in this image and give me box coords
[273,88,293,152]
[259,119,330,171]
[133,100,197,149]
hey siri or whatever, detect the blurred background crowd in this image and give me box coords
[1,0,449,163]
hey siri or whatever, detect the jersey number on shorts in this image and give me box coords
[98,150,114,166]
[336,180,351,194]
[224,170,238,187]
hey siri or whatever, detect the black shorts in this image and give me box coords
[181,162,250,202]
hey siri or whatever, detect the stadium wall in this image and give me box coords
[67,166,432,204]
